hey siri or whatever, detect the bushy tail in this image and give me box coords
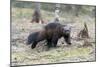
[26,32,38,45]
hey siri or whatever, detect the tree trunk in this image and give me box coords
[54,4,60,22]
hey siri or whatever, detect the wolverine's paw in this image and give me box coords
[68,42,71,45]
[31,45,36,49]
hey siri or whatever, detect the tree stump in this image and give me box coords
[31,3,44,24]
[77,22,89,39]
[82,39,92,47]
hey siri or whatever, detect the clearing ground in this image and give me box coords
[11,7,96,66]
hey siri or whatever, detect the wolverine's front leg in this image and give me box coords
[52,35,59,47]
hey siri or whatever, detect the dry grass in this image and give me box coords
[11,7,96,66]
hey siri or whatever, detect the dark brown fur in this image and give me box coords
[27,23,71,49]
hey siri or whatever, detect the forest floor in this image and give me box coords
[11,8,96,66]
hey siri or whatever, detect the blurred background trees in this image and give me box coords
[11,0,96,21]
